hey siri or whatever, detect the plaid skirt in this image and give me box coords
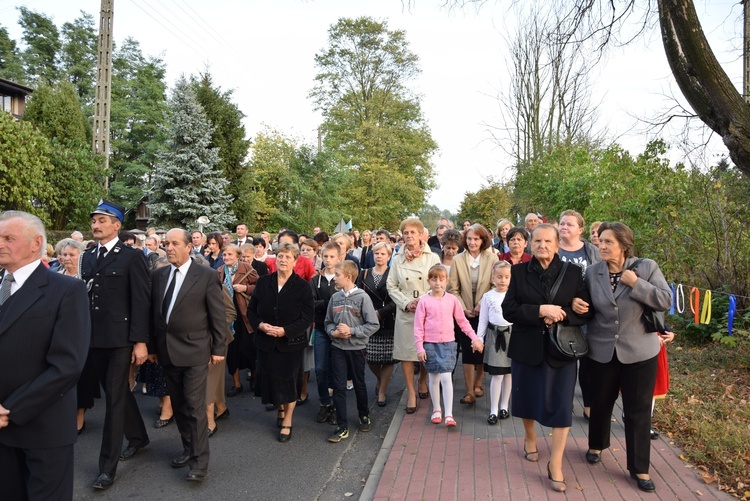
[366,328,397,365]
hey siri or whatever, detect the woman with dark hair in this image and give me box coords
[573,222,671,493]
[502,224,592,492]
[448,223,495,404]
[357,241,397,406]
[439,229,462,273]
[205,232,224,270]
[558,209,600,420]
[248,243,314,442]
[498,227,532,265]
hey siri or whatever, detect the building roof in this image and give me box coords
[0,77,34,95]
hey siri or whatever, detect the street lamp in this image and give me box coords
[196,215,210,234]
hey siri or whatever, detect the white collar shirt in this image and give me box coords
[165,259,192,322]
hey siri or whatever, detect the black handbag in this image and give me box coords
[545,261,589,363]
[547,323,588,362]
[627,259,667,333]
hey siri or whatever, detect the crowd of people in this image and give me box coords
[0,204,675,498]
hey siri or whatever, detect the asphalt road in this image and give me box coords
[71,366,404,500]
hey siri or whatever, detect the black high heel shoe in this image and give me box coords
[547,462,566,492]
[278,425,292,443]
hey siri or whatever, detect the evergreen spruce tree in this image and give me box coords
[150,76,234,230]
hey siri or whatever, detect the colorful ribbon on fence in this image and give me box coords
[690,287,701,323]
[728,295,737,336]
[675,284,685,314]
[669,283,676,315]
[700,290,712,324]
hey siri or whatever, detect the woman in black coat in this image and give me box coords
[356,241,397,407]
[248,243,314,442]
[502,224,592,493]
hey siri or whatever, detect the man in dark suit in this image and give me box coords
[233,222,250,247]
[191,230,206,255]
[80,200,151,490]
[149,228,229,481]
[0,210,90,501]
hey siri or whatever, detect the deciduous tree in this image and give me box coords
[109,38,168,218]
[311,17,438,229]
[18,7,60,85]
[23,81,88,144]
[0,26,26,83]
[60,11,97,104]
[457,178,514,229]
[0,112,54,221]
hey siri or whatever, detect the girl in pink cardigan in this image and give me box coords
[415,265,484,427]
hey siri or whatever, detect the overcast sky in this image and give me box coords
[2,0,740,213]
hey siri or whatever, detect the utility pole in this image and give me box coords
[745,0,750,102]
[93,0,114,189]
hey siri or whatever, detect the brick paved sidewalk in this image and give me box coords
[362,362,730,500]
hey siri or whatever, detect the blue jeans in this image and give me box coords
[313,328,332,405]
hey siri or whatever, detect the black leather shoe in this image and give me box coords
[208,425,217,437]
[487,414,498,425]
[186,469,207,482]
[631,473,656,492]
[154,416,174,428]
[499,409,510,419]
[586,450,602,464]
[171,454,191,468]
[92,472,116,490]
[650,429,660,440]
[215,408,230,420]
[119,439,149,461]
[226,385,243,397]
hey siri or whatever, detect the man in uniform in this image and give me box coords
[81,200,151,490]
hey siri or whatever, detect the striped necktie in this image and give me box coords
[0,272,15,306]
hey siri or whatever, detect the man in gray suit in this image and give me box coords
[149,228,229,482]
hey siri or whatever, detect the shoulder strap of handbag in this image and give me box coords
[627,258,644,273]
[547,261,569,303]
[236,268,255,284]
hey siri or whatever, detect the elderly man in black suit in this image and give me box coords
[80,200,151,490]
[149,228,229,481]
[0,210,90,501]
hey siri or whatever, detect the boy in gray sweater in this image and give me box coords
[325,260,380,443]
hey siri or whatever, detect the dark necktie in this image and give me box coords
[0,272,15,306]
[97,247,107,265]
[162,269,178,319]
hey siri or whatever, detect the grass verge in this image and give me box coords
[655,340,750,499]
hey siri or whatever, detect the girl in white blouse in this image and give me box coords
[477,261,513,424]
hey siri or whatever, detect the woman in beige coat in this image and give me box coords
[449,224,496,404]
[387,218,440,413]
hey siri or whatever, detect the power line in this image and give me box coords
[128,0,212,63]
[166,0,240,59]
[130,0,205,57]
[177,0,236,54]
